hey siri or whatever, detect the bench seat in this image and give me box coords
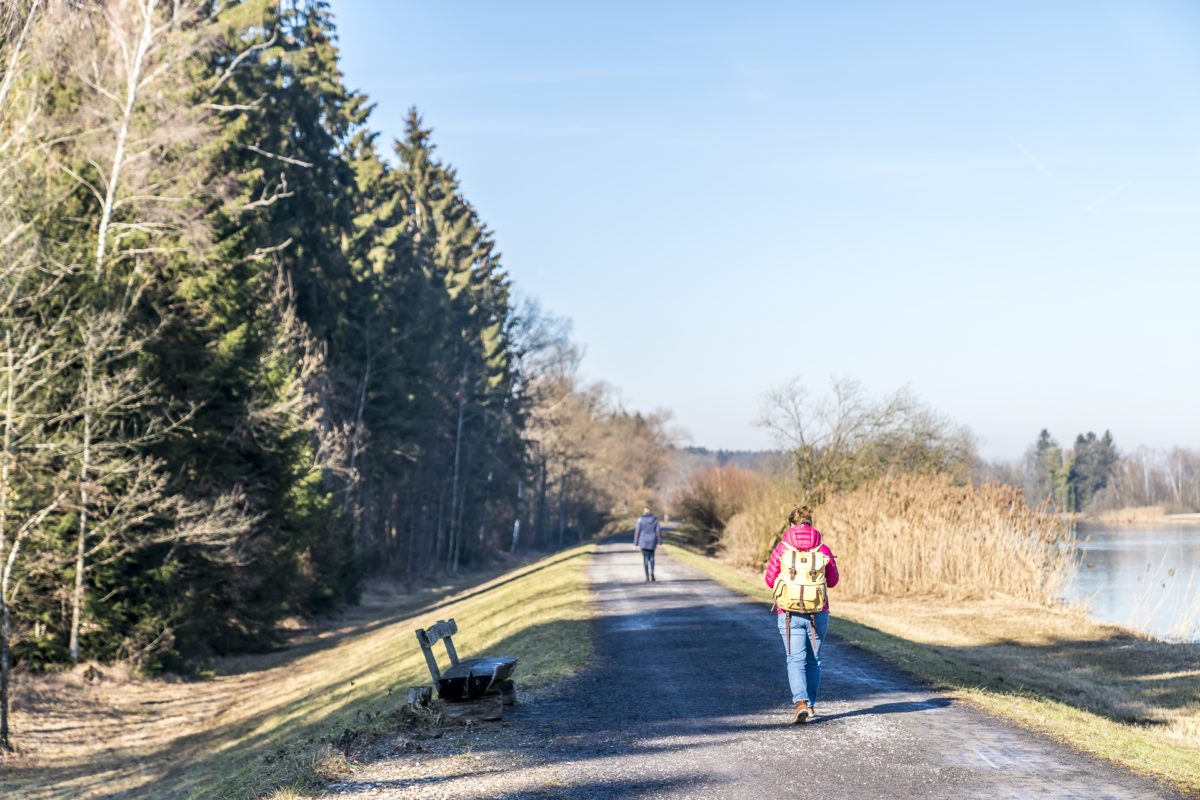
[437,656,517,701]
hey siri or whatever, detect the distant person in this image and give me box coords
[764,505,839,723]
[633,506,662,582]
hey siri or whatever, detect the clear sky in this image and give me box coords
[328,1,1199,461]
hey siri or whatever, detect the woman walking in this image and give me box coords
[633,506,662,582]
[764,505,839,723]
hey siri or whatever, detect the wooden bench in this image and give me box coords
[414,619,517,703]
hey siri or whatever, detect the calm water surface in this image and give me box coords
[1068,524,1200,641]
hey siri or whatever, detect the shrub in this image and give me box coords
[715,478,794,568]
[674,465,765,551]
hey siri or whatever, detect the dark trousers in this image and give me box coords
[641,548,656,578]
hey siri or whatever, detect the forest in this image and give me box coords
[0,0,673,729]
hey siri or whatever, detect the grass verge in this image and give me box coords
[1,544,596,800]
[663,541,1200,798]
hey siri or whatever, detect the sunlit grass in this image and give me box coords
[1,544,596,800]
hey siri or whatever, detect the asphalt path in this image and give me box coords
[325,538,1189,799]
[513,538,1186,800]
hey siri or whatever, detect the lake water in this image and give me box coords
[1067,524,1200,641]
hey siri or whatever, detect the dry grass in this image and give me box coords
[0,544,596,800]
[1089,505,1172,525]
[837,599,1200,737]
[1086,506,1200,525]
[665,542,1200,795]
[720,473,1077,604]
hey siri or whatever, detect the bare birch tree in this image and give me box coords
[21,0,306,664]
[0,0,76,749]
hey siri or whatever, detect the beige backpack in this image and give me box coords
[772,542,830,615]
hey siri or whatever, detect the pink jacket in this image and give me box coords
[764,524,839,614]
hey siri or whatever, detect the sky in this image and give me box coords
[328,0,1200,461]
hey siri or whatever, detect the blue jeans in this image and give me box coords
[777,611,828,705]
[641,548,655,578]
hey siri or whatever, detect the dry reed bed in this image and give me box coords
[721,473,1077,605]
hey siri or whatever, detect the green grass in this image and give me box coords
[663,542,1200,798]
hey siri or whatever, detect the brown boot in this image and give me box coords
[791,700,810,724]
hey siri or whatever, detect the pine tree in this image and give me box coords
[1070,430,1119,511]
[388,111,521,574]
[136,0,365,658]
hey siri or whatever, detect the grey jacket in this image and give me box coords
[634,513,662,550]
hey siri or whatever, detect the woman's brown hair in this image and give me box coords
[788,505,813,527]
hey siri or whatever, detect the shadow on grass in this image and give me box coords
[0,614,593,799]
[0,549,595,799]
[193,543,1197,796]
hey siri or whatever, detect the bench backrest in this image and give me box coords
[415,618,460,682]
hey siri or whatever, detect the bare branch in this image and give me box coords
[242,143,313,168]
[209,29,276,95]
[247,237,293,262]
[56,163,107,208]
[205,98,263,112]
[236,174,292,215]
[0,0,41,113]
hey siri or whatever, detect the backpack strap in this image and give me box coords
[784,610,791,654]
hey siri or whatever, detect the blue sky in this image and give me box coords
[329,1,1200,460]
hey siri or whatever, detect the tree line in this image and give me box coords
[978,430,1200,514]
[0,0,671,746]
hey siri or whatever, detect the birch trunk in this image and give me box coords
[0,334,14,750]
[68,333,93,663]
[0,0,41,115]
[94,0,159,281]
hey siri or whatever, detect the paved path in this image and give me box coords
[322,539,1188,799]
